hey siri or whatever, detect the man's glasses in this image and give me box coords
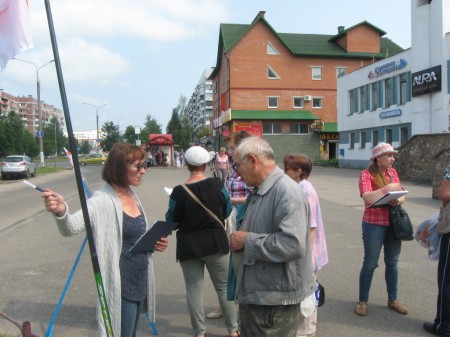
[232,155,248,171]
[130,162,146,170]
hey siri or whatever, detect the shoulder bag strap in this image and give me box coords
[181,184,225,227]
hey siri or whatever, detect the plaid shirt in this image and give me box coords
[226,168,250,198]
[359,167,400,226]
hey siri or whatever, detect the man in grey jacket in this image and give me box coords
[230,137,315,337]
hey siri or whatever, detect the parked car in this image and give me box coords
[1,155,37,179]
[79,153,107,166]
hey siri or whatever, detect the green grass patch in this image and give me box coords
[0,334,20,337]
[38,167,66,174]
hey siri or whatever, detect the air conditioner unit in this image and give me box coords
[304,95,312,101]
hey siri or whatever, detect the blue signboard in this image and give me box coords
[379,109,402,119]
[36,130,44,138]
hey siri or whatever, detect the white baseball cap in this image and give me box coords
[185,146,211,166]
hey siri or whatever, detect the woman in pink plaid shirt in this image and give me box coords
[356,143,407,317]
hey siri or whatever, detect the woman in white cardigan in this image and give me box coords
[42,143,169,337]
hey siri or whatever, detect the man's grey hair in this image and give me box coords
[235,136,274,161]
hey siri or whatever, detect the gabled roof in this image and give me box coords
[210,14,404,79]
[328,21,386,42]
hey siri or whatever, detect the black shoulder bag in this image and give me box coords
[389,205,414,241]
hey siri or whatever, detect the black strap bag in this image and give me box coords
[389,205,414,241]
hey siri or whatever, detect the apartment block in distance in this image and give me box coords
[0,89,64,135]
[209,11,404,162]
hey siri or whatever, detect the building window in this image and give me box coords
[290,123,309,134]
[384,78,392,108]
[371,83,378,110]
[312,67,322,80]
[399,73,407,105]
[349,133,355,149]
[293,97,304,108]
[267,41,280,55]
[349,89,356,115]
[386,129,393,144]
[263,122,282,134]
[360,131,366,149]
[268,96,279,108]
[336,67,346,78]
[359,86,366,113]
[267,66,280,79]
[400,127,408,145]
[312,98,322,108]
[372,130,379,147]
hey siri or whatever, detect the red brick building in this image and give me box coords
[209,11,403,162]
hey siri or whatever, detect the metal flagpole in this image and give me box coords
[43,1,114,336]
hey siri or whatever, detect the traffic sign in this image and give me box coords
[36,130,44,138]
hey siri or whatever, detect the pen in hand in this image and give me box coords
[23,180,46,192]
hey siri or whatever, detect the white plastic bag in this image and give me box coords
[415,211,441,260]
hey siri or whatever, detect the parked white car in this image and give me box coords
[1,155,37,179]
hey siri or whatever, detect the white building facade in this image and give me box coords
[187,68,214,135]
[337,0,450,169]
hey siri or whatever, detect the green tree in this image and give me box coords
[43,116,67,156]
[79,140,92,155]
[0,111,38,157]
[122,125,137,144]
[100,121,120,152]
[141,114,162,145]
[179,113,194,150]
[195,125,212,140]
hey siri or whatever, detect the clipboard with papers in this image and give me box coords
[129,220,178,255]
[367,190,408,209]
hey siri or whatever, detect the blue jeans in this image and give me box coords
[180,253,238,336]
[359,221,402,302]
[121,298,143,337]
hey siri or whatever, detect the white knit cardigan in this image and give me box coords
[54,183,155,337]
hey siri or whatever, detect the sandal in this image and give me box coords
[388,300,408,315]
[356,302,367,316]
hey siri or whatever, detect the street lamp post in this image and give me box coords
[13,58,55,167]
[82,103,107,152]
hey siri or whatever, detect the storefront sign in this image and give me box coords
[412,65,442,97]
[380,109,402,119]
[220,109,232,124]
[368,59,407,79]
[320,133,339,141]
[234,121,263,136]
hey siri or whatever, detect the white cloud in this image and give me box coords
[57,38,130,83]
[31,0,231,42]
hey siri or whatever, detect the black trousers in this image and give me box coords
[435,232,450,336]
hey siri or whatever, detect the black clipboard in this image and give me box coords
[367,190,408,209]
[128,220,178,255]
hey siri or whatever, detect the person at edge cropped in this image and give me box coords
[229,137,315,337]
[214,146,230,184]
[165,146,239,337]
[283,153,328,337]
[41,143,169,337]
[356,142,407,317]
[423,162,450,336]
[206,130,252,320]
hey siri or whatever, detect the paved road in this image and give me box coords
[0,166,443,337]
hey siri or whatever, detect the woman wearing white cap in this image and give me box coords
[165,146,239,337]
[356,143,408,317]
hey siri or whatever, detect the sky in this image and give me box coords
[0,0,412,134]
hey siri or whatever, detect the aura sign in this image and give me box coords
[412,65,441,97]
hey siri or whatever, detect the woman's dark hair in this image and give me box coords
[283,153,313,180]
[102,143,145,188]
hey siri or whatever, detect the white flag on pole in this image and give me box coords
[0,0,33,71]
